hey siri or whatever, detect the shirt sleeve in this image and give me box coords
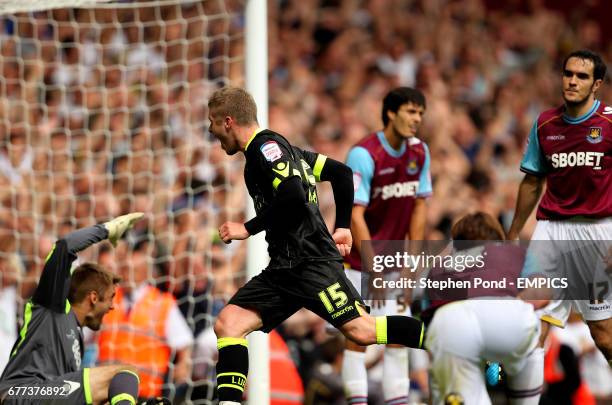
[32,240,75,312]
[301,149,328,182]
[248,135,301,190]
[165,304,195,349]
[345,146,374,206]
[417,143,433,197]
[520,119,548,176]
[32,225,108,312]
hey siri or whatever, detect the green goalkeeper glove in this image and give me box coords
[104,212,144,246]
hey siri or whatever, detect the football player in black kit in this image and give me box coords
[208,87,426,405]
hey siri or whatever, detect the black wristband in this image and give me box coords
[244,216,264,236]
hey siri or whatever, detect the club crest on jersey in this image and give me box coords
[586,127,602,144]
[260,141,283,161]
[406,159,419,175]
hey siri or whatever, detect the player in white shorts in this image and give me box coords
[424,213,542,405]
[528,219,612,328]
[342,87,433,405]
[507,50,611,368]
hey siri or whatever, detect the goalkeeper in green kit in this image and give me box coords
[0,213,169,405]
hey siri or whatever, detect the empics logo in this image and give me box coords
[586,127,603,144]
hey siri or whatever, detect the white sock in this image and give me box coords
[507,347,544,405]
[219,402,241,405]
[342,349,368,404]
[383,347,409,404]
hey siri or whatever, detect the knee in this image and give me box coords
[213,313,229,338]
[214,308,240,338]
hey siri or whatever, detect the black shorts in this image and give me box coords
[229,260,367,332]
[1,369,91,405]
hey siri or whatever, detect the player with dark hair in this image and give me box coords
[0,213,169,405]
[208,87,426,405]
[342,87,432,405]
[507,49,611,393]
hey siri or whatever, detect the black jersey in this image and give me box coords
[0,225,108,389]
[244,129,341,268]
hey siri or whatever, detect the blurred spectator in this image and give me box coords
[303,334,346,405]
[0,253,20,374]
[555,313,612,404]
[269,329,304,405]
[541,329,595,405]
[96,238,194,400]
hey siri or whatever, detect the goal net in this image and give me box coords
[0,1,247,403]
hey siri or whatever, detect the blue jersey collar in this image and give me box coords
[377,131,406,157]
[562,99,600,124]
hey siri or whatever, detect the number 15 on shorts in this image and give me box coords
[319,282,348,312]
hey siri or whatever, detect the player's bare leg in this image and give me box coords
[339,312,424,348]
[587,318,612,361]
[213,304,264,404]
[214,304,264,339]
[87,364,139,405]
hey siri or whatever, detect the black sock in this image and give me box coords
[108,370,139,405]
[216,338,249,402]
[375,316,425,348]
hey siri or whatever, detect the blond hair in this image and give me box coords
[208,87,258,125]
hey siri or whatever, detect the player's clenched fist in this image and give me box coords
[218,221,250,244]
[332,227,352,256]
[104,212,145,246]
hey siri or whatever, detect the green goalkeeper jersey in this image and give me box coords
[0,225,108,389]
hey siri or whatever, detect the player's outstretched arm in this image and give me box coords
[33,213,144,311]
[507,174,545,240]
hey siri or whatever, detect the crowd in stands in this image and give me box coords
[0,0,610,403]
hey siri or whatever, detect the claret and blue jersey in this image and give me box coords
[345,131,432,270]
[521,100,612,220]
